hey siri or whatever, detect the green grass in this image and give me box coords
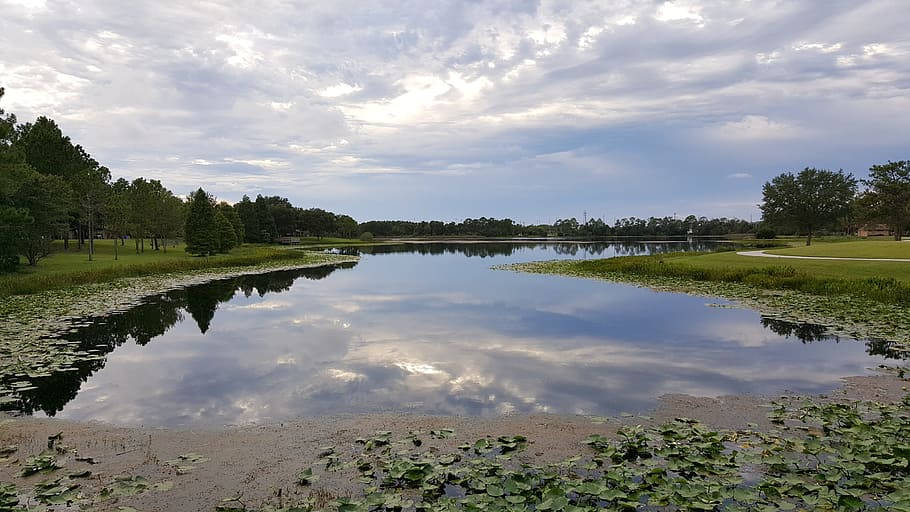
[665,250,910,283]
[0,239,341,297]
[765,240,910,259]
[553,250,910,306]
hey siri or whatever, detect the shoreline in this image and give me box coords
[1,372,905,511]
[0,252,359,404]
[497,260,910,353]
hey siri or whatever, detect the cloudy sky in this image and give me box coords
[1,0,908,223]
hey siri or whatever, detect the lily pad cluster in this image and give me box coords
[217,396,909,512]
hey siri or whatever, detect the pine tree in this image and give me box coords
[216,209,237,253]
[184,188,218,256]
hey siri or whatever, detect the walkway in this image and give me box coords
[736,250,910,262]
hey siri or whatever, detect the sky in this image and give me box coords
[1,0,908,224]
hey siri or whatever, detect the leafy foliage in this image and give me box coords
[861,161,910,241]
[761,168,857,245]
[212,395,910,512]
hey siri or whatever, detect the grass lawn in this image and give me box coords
[0,238,360,296]
[664,250,910,282]
[765,240,910,259]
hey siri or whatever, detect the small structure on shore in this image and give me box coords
[856,224,891,237]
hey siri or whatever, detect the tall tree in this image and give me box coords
[105,178,131,260]
[184,188,218,256]
[862,160,910,241]
[0,87,31,272]
[234,195,259,243]
[128,178,156,253]
[215,209,237,253]
[16,171,72,265]
[157,194,185,251]
[254,195,277,242]
[77,165,110,261]
[760,168,857,245]
[217,202,244,245]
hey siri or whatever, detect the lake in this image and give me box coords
[11,242,897,427]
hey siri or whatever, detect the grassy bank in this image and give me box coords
[0,240,359,297]
[570,251,910,305]
[766,240,910,259]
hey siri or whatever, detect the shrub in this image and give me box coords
[359,232,374,242]
[755,227,777,239]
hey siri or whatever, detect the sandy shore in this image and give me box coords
[2,373,906,511]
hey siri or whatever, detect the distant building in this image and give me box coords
[856,224,891,237]
[277,236,302,245]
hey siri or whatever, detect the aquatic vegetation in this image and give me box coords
[19,450,60,477]
[0,253,358,405]
[498,258,910,353]
[1,394,908,510]
[204,395,910,511]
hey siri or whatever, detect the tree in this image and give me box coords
[335,214,358,238]
[217,202,244,245]
[298,208,335,238]
[0,87,31,272]
[157,194,185,251]
[105,178,131,260]
[184,188,218,256]
[760,168,857,245]
[16,171,72,265]
[254,195,278,242]
[76,165,110,261]
[234,195,259,243]
[861,161,910,241]
[128,178,156,253]
[215,209,237,253]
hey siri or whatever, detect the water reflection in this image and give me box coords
[2,243,896,427]
[760,317,906,360]
[336,240,726,258]
[6,264,355,418]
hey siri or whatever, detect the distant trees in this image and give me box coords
[761,168,857,245]
[860,161,910,241]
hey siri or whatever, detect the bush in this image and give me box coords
[359,232,374,242]
[755,227,777,239]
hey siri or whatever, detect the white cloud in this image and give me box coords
[318,83,363,98]
[0,0,907,220]
[654,1,705,25]
[727,172,752,179]
[792,42,843,53]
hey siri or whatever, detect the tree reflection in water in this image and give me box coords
[6,262,355,417]
[761,317,907,360]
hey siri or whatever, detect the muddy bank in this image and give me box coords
[1,373,905,511]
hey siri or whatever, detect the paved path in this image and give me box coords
[737,250,910,262]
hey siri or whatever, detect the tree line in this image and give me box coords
[0,88,358,272]
[357,216,755,238]
[760,163,909,245]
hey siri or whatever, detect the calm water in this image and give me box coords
[11,242,900,427]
